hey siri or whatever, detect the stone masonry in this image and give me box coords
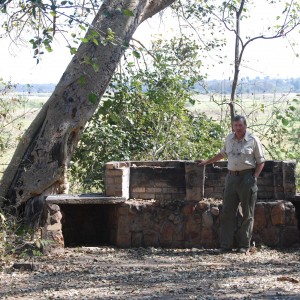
[42,160,299,251]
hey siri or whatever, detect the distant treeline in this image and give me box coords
[11,83,56,93]
[197,77,300,94]
[9,77,300,94]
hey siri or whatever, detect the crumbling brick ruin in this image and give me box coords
[43,160,299,253]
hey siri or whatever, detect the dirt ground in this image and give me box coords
[1,246,300,300]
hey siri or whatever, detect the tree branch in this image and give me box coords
[139,0,176,24]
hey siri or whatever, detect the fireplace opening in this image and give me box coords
[59,204,118,247]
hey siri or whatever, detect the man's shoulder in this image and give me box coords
[246,131,262,143]
[226,132,235,140]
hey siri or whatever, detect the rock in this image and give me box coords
[202,211,213,228]
[254,204,266,231]
[271,202,285,225]
[12,262,39,271]
[211,206,219,216]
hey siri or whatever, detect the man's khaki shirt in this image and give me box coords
[220,131,265,171]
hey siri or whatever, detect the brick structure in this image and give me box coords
[104,160,205,202]
[42,160,299,252]
[104,160,296,202]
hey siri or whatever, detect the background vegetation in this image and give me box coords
[1,70,299,193]
[1,86,299,194]
[1,0,299,194]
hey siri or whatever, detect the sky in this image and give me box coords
[1,3,300,84]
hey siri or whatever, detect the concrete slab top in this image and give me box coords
[45,194,126,205]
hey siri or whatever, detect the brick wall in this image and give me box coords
[104,160,296,202]
[105,161,205,202]
[204,160,296,200]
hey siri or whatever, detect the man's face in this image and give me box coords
[232,120,247,136]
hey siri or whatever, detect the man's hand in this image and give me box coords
[195,159,207,166]
[195,153,223,166]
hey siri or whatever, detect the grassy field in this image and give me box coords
[191,92,299,120]
[1,91,299,188]
[190,92,300,189]
[191,92,300,148]
[0,93,49,176]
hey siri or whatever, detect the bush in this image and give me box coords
[70,37,224,192]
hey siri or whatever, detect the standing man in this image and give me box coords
[196,115,265,253]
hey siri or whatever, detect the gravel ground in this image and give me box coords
[1,246,300,300]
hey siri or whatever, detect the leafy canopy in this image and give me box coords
[70,36,224,192]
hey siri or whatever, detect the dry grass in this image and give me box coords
[0,94,48,177]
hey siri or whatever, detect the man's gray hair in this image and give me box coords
[233,115,247,126]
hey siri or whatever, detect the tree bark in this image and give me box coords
[0,0,175,221]
[230,0,245,123]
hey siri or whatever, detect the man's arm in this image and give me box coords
[254,162,265,178]
[195,153,224,166]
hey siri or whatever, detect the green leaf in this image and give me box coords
[32,7,36,18]
[78,75,86,87]
[122,42,130,49]
[69,47,77,55]
[84,56,91,65]
[132,50,141,59]
[45,46,53,53]
[90,30,98,37]
[281,118,289,126]
[107,28,115,42]
[88,93,98,104]
[92,63,100,72]
[123,9,134,16]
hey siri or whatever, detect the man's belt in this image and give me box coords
[228,169,254,176]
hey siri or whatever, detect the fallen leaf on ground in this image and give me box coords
[277,276,299,283]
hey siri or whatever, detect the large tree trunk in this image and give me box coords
[0,0,175,224]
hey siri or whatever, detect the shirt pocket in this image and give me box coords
[241,146,253,162]
[241,147,253,155]
[226,144,233,155]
